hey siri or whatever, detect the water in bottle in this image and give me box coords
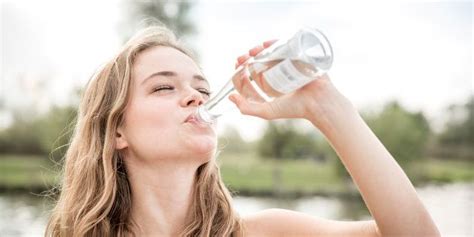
[196,27,333,124]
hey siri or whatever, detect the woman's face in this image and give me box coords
[117,46,217,165]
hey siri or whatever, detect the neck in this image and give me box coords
[126,157,199,236]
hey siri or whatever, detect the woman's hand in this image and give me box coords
[230,41,440,237]
[229,41,357,131]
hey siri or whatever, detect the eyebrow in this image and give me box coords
[141,71,209,86]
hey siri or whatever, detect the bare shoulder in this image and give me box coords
[242,208,380,237]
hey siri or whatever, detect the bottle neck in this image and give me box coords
[195,64,250,124]
[203,78,235,112]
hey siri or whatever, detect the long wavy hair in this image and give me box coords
[45,25,242,237]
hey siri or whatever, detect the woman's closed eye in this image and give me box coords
[197,88,211,97]
[152,85,211,97]
[152,85,174,93]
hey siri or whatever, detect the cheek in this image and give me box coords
[124,100,179,153]
[123,97,218,160]
[131,101,174,130]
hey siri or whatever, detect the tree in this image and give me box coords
[36,106,77,160]
[257,120,323,160]
[330,102,432,181]
[439,96,474,145]
[0,105,77,157]
[0,115,44,154]
[364,101,432,167]
[436,95,474,160]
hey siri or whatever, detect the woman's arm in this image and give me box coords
[230,45,440,236]
[304,78,440,236]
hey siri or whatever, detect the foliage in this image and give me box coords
[439,96,473,145]
[0,116,44,154]
[0,106,77,158]
[434,96,473,160]
[257,121,323,160]
[364,101,432,167]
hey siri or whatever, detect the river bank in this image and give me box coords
[1,153,473,198]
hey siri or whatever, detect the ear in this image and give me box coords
[115,126,128,150]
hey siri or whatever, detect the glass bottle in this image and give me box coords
[196,27,333,124]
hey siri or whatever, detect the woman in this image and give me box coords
[46,25,439,236]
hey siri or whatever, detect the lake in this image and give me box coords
[1,182,472,236]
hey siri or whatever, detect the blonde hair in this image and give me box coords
[45,26,242,236]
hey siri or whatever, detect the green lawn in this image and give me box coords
[0,154,59,190]
[219,151,348,195]
[410,159,474,183]
[1,153,472,195]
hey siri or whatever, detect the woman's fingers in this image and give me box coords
[235,40,278,69]
[231,68,265,102]
[249,45,265,57]
[249,39,277,56]
[235,54,250,69]
[263,39,278,48]
[229,93,276,120]
[231,39,280,108]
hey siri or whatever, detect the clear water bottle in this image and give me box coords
[196,27,333,124]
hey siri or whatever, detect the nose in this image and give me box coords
[181,89,204,107]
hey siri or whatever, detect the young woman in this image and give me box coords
[45,26,440,236]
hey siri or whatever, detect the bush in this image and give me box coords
[0,106,77,157]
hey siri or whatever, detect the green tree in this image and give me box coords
[365,101,432,167]
[257,120,330,194]
[436,95,474,160]
[330,102,432,181]
[0,106,77,157]
[0,115,44,154]
[36,106,77,159]
[257,121,322,160]
[439,96,474,145]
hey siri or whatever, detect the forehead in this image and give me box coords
[132,46,202,83]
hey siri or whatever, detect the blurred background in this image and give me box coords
[0,0,472,236]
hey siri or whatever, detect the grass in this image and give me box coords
[411,158,474,183]
[1,153,472,196]
[0,154,59,190]
[218,151,347,195]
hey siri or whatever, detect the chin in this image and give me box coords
[187,136,217,158]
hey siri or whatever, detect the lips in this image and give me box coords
[184,112,211,129]
[184,113,198,123]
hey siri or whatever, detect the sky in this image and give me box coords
[1,0,473,140]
